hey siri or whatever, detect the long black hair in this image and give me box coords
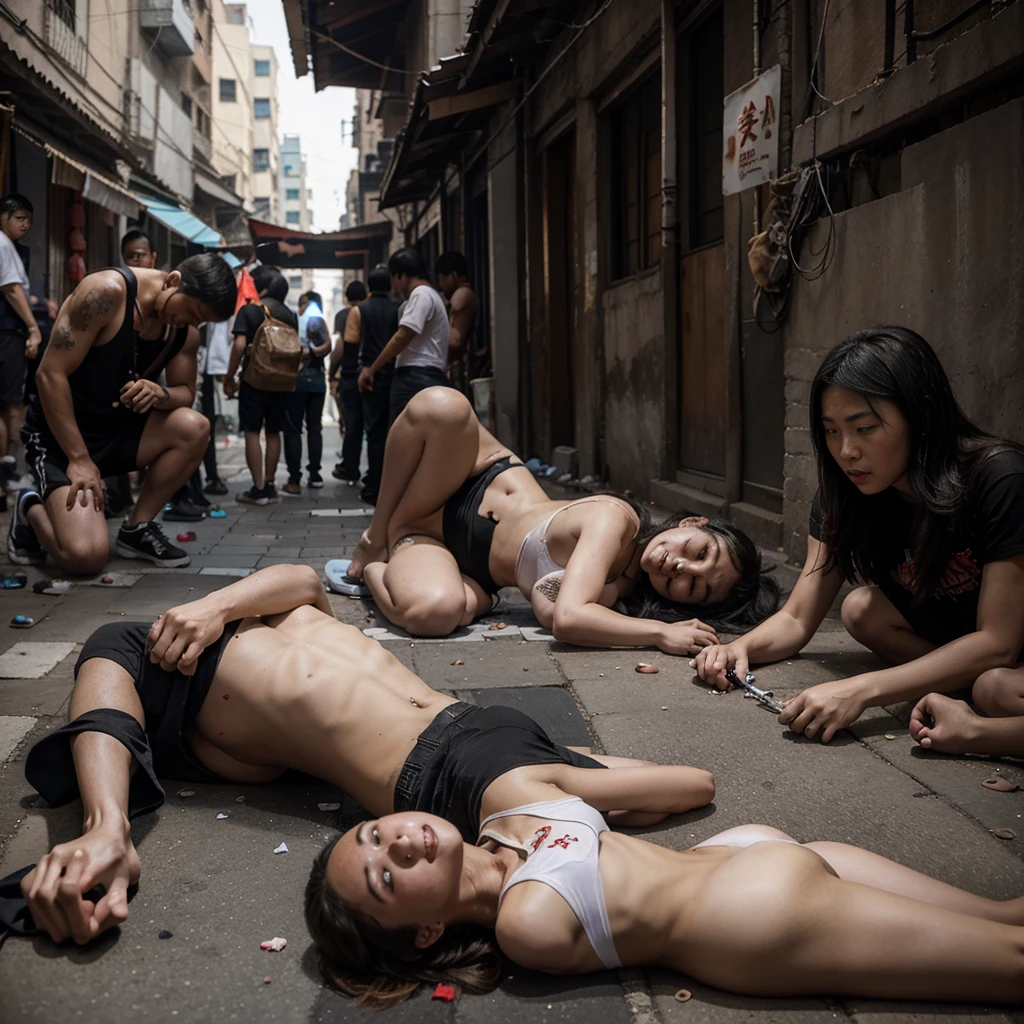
[617,500,781,632]
[810,325,1020,601]
[305,836,503,1010]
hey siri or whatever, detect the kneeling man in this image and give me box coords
[16,565,714,945]
[7,254,236,572]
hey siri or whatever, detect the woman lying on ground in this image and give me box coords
[308,776,1024,1009]
[695,325,1024,743]
[345,387,779,655]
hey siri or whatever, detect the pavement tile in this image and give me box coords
[456,686,593,748]
[0,715,36,764]
[0,641,77,679]
[412,642,563,688]
[0,649,76,715]
[455,971,631,1024]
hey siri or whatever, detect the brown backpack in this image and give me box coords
[242,305,302,392]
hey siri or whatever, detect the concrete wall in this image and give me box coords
[602,268,665,494]
[782,97,1024,560]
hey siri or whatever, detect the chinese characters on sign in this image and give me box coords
[722,65,781,195]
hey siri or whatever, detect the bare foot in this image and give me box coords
[348,529,387,579]
[909,693,982,754]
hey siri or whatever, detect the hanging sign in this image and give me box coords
[722,65,781,195]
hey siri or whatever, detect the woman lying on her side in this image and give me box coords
[307,773,1024,1009]
[344,387,779,654]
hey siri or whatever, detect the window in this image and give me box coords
[254,197,271,217]
[254,59,271,77]
[253,148,269,172]
[608,72,662,280]
[289,276,302,289]
[48,0,76,29]
[283,163,298,177]
[254,98,271,119]
[219,174,237,192]
[286,211,300,224]
[219,78,236,103]
[181,92,192,117]
[285,188,299,200]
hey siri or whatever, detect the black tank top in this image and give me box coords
[358,294,399,375]
[25,267,187,444]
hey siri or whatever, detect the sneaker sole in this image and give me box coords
[235,496,270,506]
[282,491,302,498]
[115,542,191,567]
[6,543,45,566]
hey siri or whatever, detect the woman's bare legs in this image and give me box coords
[349,389,481,577]
[361,535,492,635]
[840,586,936,663]
[681,843,1024,1003]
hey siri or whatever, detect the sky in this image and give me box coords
[244,0,359,232]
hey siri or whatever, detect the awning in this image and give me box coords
[137,194,224,246]
[247,217,392,269]
[12,125,140,219]
[194,166,246,210]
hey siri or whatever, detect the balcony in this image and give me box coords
[44,0,87,77]
[140,0,195,58]
[192,127,212,163]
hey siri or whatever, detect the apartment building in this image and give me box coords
[250,44,281,223]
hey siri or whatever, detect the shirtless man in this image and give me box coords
[17,565,714,946]
[435,251,482,378]
[8,254,236,573]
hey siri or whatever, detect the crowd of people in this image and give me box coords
[2,186,1023,1008]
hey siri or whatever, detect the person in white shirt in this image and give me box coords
[357,247,455,425]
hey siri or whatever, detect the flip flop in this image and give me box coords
[325,559,370,597]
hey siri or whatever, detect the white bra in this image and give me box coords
[478,796,621,970]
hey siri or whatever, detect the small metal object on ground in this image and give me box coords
[674,988,692,1002]
[724,669,785,714]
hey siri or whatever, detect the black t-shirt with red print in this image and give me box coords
[809,450,1024,646]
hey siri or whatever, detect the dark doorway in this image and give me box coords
[417,224,439,281]
[466,187,490,379]
[541,130,575,453]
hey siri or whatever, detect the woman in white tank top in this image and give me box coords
[342,386,780,652]
[309,775,1024,1010]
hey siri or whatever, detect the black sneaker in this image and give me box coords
[7,489,45,565]
[263,483,280,504]
[331,465,360,483]
[115,520,190,567]
[204,478,229,496]
[163,500,205,522]
[308,472,324,489]
[236,485,269,506]
[358,487,378,506]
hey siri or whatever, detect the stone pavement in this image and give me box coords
[1,430,1022,1023]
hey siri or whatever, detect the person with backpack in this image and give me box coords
[223,266,301,506]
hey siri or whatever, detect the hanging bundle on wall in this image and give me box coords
[747,161,835,333]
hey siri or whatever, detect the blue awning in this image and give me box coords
[137,195,223,246]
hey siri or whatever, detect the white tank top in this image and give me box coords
[478,796,621,970]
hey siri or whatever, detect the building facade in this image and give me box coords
[250,44,281,223]
[286,0,1024,561]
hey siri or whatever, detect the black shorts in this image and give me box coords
[0,330,26,404]
[393,702,605,841]
[23,619,243,820]
[239,380,289,434]
[442,457,518,596]
[22,417,148,499]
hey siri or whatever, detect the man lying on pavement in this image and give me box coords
[7,565,715,945]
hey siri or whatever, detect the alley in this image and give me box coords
[1,431,1021,1022]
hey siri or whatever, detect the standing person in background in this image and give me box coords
[197,315,233,496]
[223,266,296,506]
[0,194,41,495]
[120,229,158,271]
[435,251,481,384]
[329,280,367,486]
[357,248,452,428]
[343,268,397,505]
[282,291,330,496]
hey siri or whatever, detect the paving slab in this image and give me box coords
[411,641,564,687]
[457,685,594,748]
[0,641,77,679]
[0,715,36,764]
[0,649,76,716]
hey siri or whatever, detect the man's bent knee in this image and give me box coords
[400,596,466,637]
[168,407,210,447]
[973,667,1024,717]
[840,587,882,641]
[57,542,108,576]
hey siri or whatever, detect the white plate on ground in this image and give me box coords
[325,559,369,597]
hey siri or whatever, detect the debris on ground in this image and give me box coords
[635,663,659,674]
[451,659,464,666]
[216,812,230,819]
[494,622,507,630]
[260,937,287,952]
[235,795,247,803]
[884,734,896,740]
[176,532,197,542]
[317,802,341,812]
[992,828,1016,840]
[177,789,195,798]
[263,976,272,984]
[674,988,692,1002]
[101,575,114,584]
[273,842,289,854]
[158,929,173,939]
[661,706,669,711]
[32,579,73,595]
[984,778,1020,793]
[432,984,457,1001]
[1,573,27,589]
[10,615,35,628]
